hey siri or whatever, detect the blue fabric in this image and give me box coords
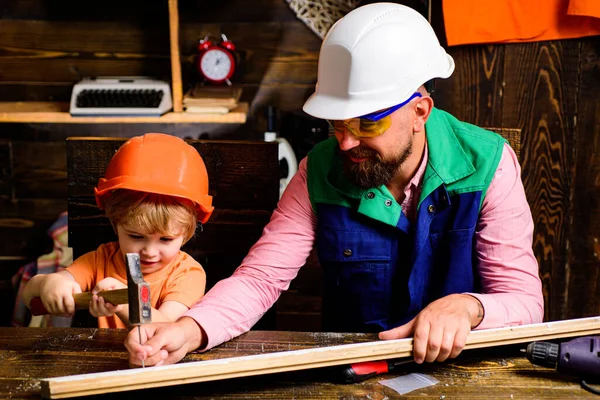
[307,108,506,333]
[316,187,482,332]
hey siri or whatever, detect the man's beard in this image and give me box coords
[342,143,412,189]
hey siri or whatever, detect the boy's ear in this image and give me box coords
[182,223,200,245]
[110,221,118,235]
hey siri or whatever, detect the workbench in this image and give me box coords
[0,327,596,399]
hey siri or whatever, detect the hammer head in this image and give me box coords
[125,253,151,325]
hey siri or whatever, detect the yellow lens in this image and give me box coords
[358,116,391,137]
[328,115,392,138]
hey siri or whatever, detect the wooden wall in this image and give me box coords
[0,0,599,329]
[434,39,600,323]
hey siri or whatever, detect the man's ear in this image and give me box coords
[413,96,433,133]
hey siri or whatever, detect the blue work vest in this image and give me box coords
[307,108,507,332]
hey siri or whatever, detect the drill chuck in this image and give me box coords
[526,336,600,379]
[526,341,559,369]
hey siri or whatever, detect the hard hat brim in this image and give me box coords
[303,51,455,121]
[95,179,214,225]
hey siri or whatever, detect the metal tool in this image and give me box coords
[525,336,600,378]
[125,253,151,368]
[331,358,414,383]
[525,336,600,394]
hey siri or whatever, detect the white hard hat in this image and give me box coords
[303,3,454,120]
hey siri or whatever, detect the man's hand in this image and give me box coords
[379,294,484,363]
[124,317,205,367]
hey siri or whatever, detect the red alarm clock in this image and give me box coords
[196,34,237,85]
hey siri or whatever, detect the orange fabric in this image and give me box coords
[443,0,600,46]
[568,0,600,18]
[66,242,206,329]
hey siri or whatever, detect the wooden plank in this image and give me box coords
[0,222,48,258]
[0,0,297,23]
[434,45,505,128]
[40,316,600,398]
[0,102,248,123]
[0,83,73,102]
[179,0,300,23]
[168,0,183,113]
[0,20,169,54]
[0,20,320,85]
[567,37,600,317]
[501,41,580,321]
[0,198,66,221]
[11,141,66,199]
[0,140,12,199]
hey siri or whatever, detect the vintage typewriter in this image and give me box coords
[69,77,173,116]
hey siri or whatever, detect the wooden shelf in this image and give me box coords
[0,101,248,124]
[0,1,249,125]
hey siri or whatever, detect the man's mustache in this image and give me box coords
[344,147,377,158]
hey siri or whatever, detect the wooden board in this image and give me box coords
[0,102,248,123]
[168,0,183,113]
[41,316,600,398]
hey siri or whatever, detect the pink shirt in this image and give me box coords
[185,143,544,350]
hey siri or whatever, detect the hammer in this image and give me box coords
[29,254,151,366]
[125,253,152,368]
[29,253,151,365]
[29,253,151,318]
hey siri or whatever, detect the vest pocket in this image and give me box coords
[430,226,474,245]
[317,226,393,330]
[428,227,476,296]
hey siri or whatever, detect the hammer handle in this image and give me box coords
[29,288,129,316]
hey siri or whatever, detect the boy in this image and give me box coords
[23,133,214,328]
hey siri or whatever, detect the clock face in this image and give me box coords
[199,48,234,82]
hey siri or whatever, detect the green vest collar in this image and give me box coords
[327,154,401,227]
[420,108,476,204]
[316,108,479,225]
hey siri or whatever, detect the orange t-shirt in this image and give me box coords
[66,242,206,328]
[443,0,600,46]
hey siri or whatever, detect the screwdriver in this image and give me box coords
[333,358,414,383]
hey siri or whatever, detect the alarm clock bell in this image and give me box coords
[196,34,239,86]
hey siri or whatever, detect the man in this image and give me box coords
[125,3,543,366]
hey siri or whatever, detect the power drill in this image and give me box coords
[525,336,600,380]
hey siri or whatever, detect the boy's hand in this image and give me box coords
[89,277,127,317]
[39,274,82,316]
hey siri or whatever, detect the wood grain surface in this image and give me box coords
[1,327,597,399]
[0,0,599,331]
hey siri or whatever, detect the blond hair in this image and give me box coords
[104,189,198,243]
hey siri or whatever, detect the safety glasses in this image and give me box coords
[327,92,422,138]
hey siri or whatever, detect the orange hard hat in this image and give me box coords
[95,133,214,224]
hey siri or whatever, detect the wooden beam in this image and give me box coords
[0,102,247,123]
[41,316,600,398]
[168,0,183,113]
